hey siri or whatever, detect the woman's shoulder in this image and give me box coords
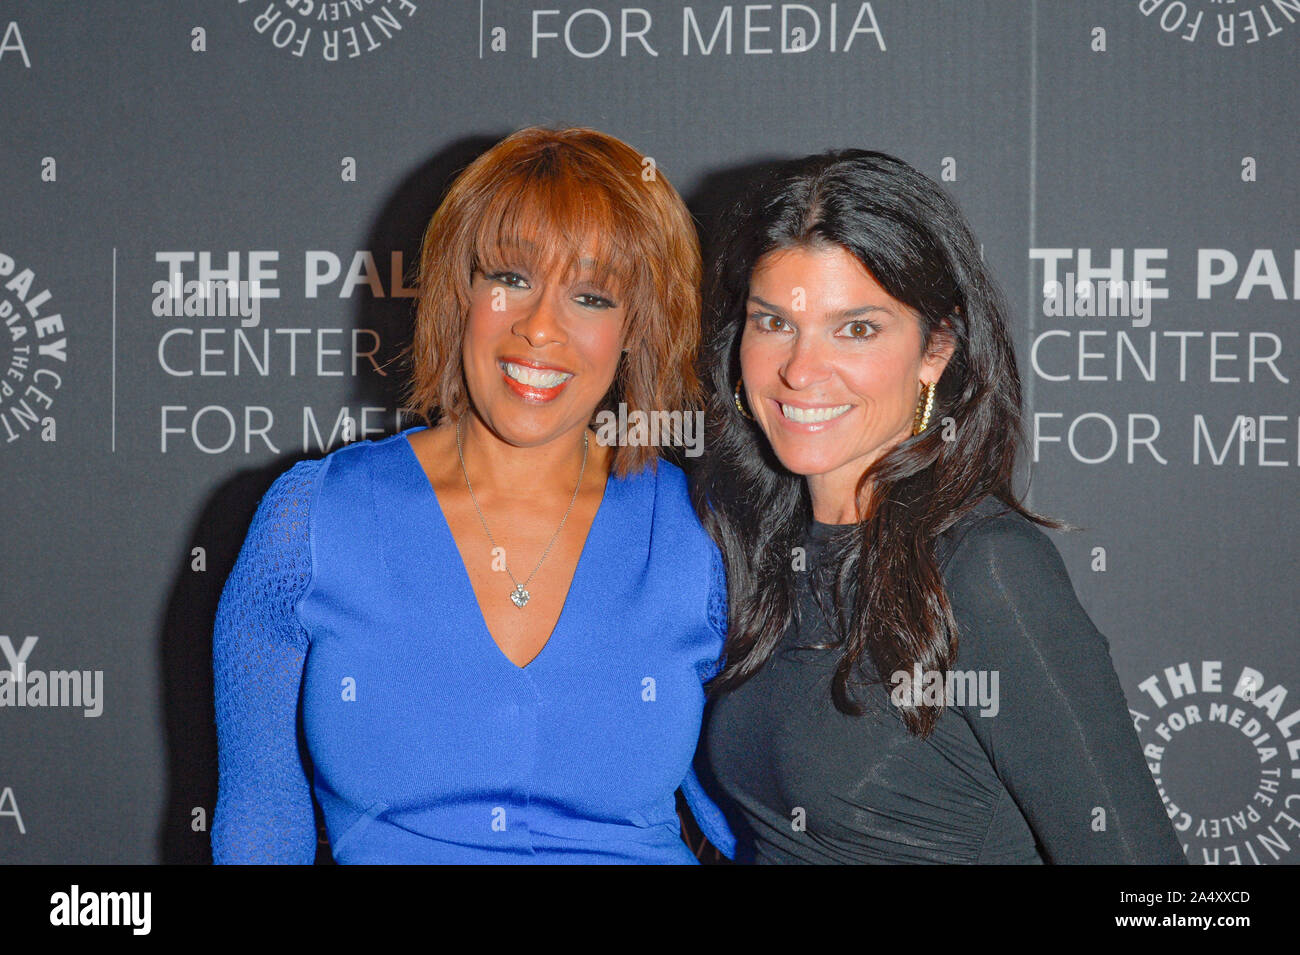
[309,425,423,494]
[610,453,686,500]
[623,458,728,650]
[245,456,326,547]
[644,455,689,490]
[317,424,417,468]
[618,457,718,550]
[263,454,324,500]
[248,428,421,547]
[633,456,697,516]
[937,496,1073,601]
[939,495,1051,562]
[936,496,1101,663]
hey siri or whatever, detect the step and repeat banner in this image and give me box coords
[1,1,1296,864]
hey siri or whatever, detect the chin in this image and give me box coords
[490,419,568,448]
[768,445,854,478]
[482,400,592,447]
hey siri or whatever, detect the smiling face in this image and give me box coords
[739,242,953,519]
[461,244,628,449]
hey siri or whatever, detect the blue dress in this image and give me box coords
[212,425,732,863]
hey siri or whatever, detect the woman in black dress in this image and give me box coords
[691,150,1187,864]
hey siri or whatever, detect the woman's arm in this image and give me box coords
[211,459,321,864]
[942,512,1188,864]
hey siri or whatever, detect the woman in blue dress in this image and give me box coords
[211,126,732,864]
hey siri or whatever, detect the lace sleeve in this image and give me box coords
[944,515,1188,864]
[701,542,729,682]
[681,541,736,859]
[211,458,321,864]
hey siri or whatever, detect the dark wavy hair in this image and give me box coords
[692,149,1057,738]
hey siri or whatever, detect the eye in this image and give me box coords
[574,291,617,309]
[839,319,879,339]
[486,270,529,289]
[751,313,790,333]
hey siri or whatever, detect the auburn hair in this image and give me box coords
[397,126,702,477]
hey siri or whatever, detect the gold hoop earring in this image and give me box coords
[734,379,753,420]
[912,380,936,435]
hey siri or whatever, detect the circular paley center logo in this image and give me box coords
[1136,0,1296,47]
[238,0,420,61]
[1133,660,1300,864]
[0,253,66,447]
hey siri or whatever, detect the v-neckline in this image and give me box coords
[397,426,614,672]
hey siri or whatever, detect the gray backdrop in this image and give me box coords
[1,0,1296,864]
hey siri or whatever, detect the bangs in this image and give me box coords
[470,167,641,303]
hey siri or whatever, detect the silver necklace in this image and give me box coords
[456,417,589,609]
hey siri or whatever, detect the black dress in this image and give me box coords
[699,496,1188,864]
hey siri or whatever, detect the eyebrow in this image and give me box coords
[747,294,895,319]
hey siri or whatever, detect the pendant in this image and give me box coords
[510,584,531,609]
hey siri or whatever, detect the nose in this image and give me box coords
[511,284,567,349]
[779,333,832,391]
